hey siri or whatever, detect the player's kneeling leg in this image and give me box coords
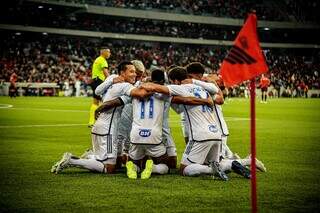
[181,163,212,176]
[152,155,169,175]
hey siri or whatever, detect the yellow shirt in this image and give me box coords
[92,56,108,81]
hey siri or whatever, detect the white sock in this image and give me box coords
[222,136,234,158]
[69,158,105,173]
[152,164,169,174]
[220,159,233,172]
[183,164,212,176]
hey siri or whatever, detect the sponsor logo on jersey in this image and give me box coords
[208,125,218,133]
[139,129,151,137]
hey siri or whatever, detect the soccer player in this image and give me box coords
[141,67,228,180]
[186,66,266,174]
[260,74,270,103]
[88,48,111,127]
[82,60,147,165]
[93,69,214,179]
[127,69,215,179]
[116,60,146,167]
[200,73,266,174]
[9,72,17,98]
[51,61,151,174]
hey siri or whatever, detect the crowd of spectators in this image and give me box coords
[0,33,319,97]
[54,0,291,22]
[2,5,319,44]
[48,0,319,23]
[284,0,320,23]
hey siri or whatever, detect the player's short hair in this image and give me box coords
[117,61,133,74]
[166,64,178,72]
[186,62,205,75]
[168,67,187,81]
[100,48,110,54]
[151,69,165,85]
[131,60,145,73]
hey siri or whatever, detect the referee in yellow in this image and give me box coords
[88,48,111,127]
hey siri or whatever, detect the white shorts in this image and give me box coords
[181,140,221,165]
[91,134,117,165]
[129,143,167,161]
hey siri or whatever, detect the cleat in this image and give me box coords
[51,163,58,173]
[232,161,251,179]
[255,158,267,172]
[141,159,153,180]
[245,155,267,172]
[52,152,72,174]
[211,161,228,181]
[126,161,137,179]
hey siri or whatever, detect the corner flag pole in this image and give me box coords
[220,13,267,212]
[250,79,257,213]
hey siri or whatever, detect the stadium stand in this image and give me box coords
[0,0,319,97]
[38,0,306,22]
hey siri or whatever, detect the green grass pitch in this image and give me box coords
[0,97,319,212]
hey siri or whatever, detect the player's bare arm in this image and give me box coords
[95,97,124,119]
[172,95,214,107]
[214,93,224,105]
[140,82,170,95]
[103,67,109,78]
[130,87,153,99]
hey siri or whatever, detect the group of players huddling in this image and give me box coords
[51,50,266,180]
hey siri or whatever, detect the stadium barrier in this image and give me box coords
[0,82,60,96]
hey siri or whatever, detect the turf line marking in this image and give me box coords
[3,107,87,113]
[0,124,87,129]
[0,104,13,109]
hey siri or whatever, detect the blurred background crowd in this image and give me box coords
[0,0,319,97]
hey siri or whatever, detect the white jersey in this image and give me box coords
[212,103,229,136]
[92,81,134,135]
[116,80,141,138]
[130,93,169,145]
[193,79,229,136]
[162,97,172,139]
[168,84,221,142]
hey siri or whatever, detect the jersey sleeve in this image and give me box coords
[100,58,108,69]
[167,85,189,96]
[95,74,118,96]
[120,83,135,96]
[192,79,219,95]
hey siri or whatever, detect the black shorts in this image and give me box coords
[90,78,103,100]
[261,87,268,92]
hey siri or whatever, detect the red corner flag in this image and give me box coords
[220,13,268,87]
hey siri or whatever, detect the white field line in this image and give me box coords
[1,107,87,113]
[0,104,13,108]
[0,123,87,129]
